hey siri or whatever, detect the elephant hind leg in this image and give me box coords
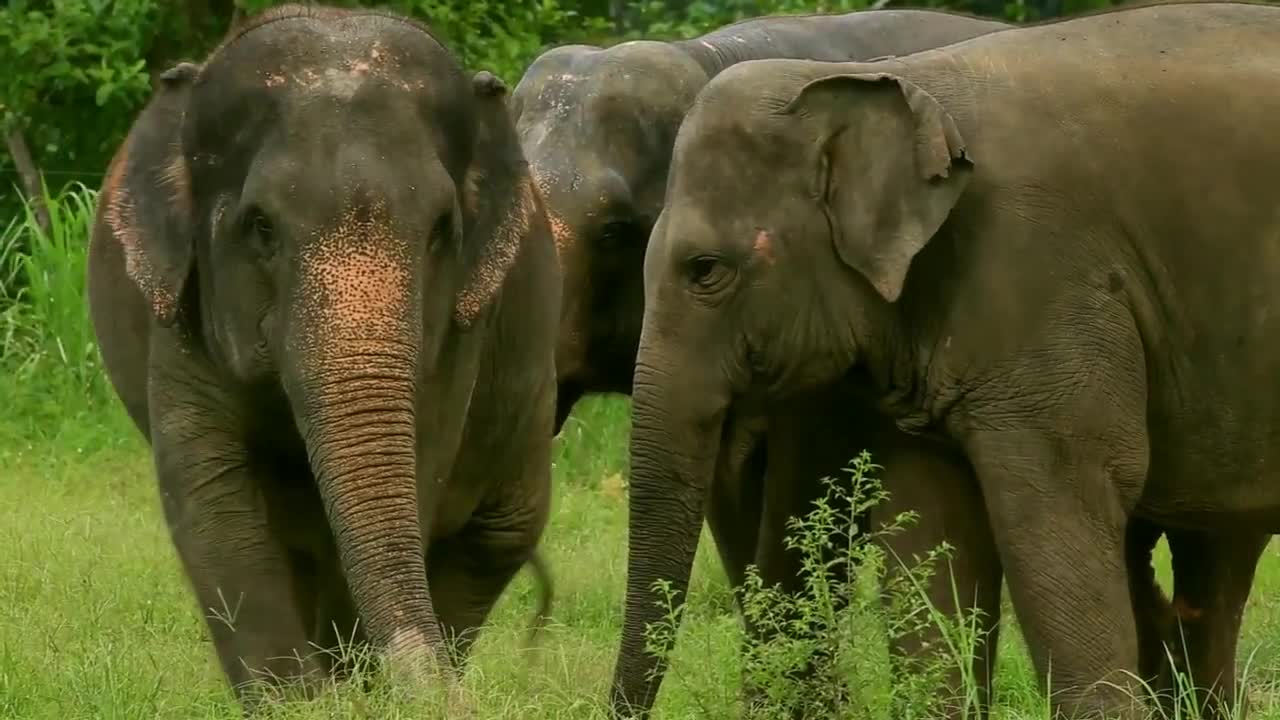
[1126,517,1175,694]
[1161,528,1268,720]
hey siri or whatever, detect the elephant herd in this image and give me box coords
[84,1,1280,718]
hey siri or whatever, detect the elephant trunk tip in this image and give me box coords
[383,625,455,685]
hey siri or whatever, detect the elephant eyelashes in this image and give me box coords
[242,208,276,259]
[686,255,732,294]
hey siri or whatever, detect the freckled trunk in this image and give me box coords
[610,349,726,717]
[284,327,442,667]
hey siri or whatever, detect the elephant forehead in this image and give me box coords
[258,41,427,98]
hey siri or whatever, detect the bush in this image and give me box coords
[643,451,988,719]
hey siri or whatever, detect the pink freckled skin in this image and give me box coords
[531,171,573,260]
[454,176,535,325]
[102,153,176,320]
[547,214,574,259]
[753,229,775,264]
[292,202,414,361]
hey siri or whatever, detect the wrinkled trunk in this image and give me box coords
[609,354,726,717]
[284,330,443,670]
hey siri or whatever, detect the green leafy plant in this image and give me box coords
[643,450,989,719]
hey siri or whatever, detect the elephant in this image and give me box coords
[610,2,1279,718]
[86,4,560,711]
[513,6,1253,719]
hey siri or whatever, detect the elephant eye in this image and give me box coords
[598,220,637,250]
[242,207,276,258]
[686,254,732,294]
[429,211,455,252]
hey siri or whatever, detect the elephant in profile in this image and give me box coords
[87,4,559,710]
[611,2,1278,718]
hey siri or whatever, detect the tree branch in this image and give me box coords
[5,126,51,235]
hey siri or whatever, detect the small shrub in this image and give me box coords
[644,450,987,719]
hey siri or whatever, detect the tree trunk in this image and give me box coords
[5,126,50,235]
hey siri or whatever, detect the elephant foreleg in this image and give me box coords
[968,426,1147,720]
[311,558,365,681]
[1126,517,1171,691]
[705,410,768,597]
[868,431,1003,720]
[736,395,867,719]
[151,402,324,708]
[427,496,550,666]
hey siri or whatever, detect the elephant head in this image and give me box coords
[609,59,973,716]
[101,6,535,669]
[510,41,710,431]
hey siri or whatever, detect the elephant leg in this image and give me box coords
[705,414,768,598]
[151,407,325,707]
[870,430,1003,720]
[736,394,866,718]
[1160,527,1268,720]
[1125,517,1173,693]
[968,428,1146,719]
[312,557,365,681]
[428,496,550,667]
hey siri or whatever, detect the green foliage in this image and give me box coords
[0,1,156,151]
[0,182,126,448]
[618,0,876,40]
[232,0,610,84]
[643,451,989,719]
[0,0,161,233]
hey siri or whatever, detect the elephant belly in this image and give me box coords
[1139,383,1280,530]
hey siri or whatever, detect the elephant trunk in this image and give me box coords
[282,224,444,670]
[609,355,725,718]
[291,356,441,659]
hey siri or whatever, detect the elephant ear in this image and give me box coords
[786,72,972,303]
[454,69,539,327]
[95,62,200,326]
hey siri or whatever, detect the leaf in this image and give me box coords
[94,82,115,107]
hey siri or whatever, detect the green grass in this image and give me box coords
[2,187,1280,718]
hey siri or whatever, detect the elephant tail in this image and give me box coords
[523,549,555,649]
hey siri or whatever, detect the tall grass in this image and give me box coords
[0,182,128,449]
